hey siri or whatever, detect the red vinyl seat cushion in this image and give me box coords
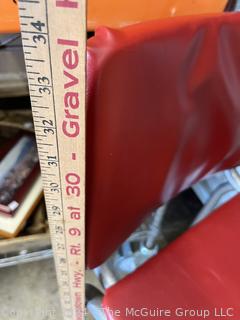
[103,195,240,319]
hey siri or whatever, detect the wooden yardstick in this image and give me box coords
[18,0,86,319]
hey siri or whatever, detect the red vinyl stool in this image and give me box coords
[103,195,240,319]
[87,13,240,268]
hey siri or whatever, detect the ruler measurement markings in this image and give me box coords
[45,0,73,316]
[32,106,50,109]
[19,1,85,319]
[35,125,56,128]
[29,2,70,316]
[21,30,47,35]
[44,198,59,202]
[38,142,53,146]
[29,83,52,87]
[26,58,45,62]
[20,15,34,19]
[38,150,49,153]
[23,45,37,49]
[19,0,40,3]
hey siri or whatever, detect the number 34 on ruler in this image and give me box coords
[18,0,86,319]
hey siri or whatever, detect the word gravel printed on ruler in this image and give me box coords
[18,1,86,319]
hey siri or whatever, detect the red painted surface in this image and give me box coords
[86,13,240,268]
[103,195,240,319]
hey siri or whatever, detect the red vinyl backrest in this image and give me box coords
[86,13,240,268]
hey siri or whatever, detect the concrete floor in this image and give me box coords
[0,259,63,320]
